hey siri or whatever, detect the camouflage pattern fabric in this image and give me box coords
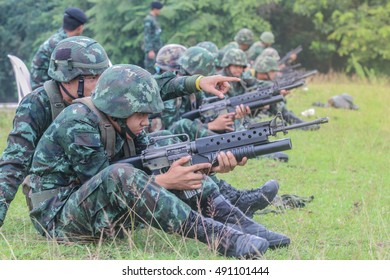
[92,65,164,118]
[234,28,254,46]
[0,87,53,227]
[155,44,187,72]
[179,47,216,76]
[253,56,280,74]
[30,28,68,90]
[29,103,219,239]
[196,41,219,58]
[0,70,201,227]
[258,47,280,61]
[246,42,266,65]
[169,118,214,141]
[220,48,248,68]
[144,14,163,73]
[48,36,109,83]
[220,68,257,98]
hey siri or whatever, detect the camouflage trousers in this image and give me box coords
[50,163,219,241]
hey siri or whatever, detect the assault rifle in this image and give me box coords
[116,114,329,198]
[278,45,303,66]
[276,69,318,83]
[181,80,305,122]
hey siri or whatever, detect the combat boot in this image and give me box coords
[181,211,269,258]
[282,108,320,131]
[206,194,290,249]
[219,179,279,217]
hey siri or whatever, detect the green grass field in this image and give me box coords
[0,75,389,260]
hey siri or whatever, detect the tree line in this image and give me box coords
[0,0,389,102]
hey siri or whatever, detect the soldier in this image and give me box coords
[253,56,320,130]
[30,7,88,90]
[0,36,243,228]
[27,64,290,258]
[0,36,110,228]
[217,28,254,71]
[152,45,279,217]
[143,1,164,74]
[247,31,275,66]
[220,48,257,98]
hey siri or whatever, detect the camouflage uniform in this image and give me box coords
[144,14,163,73]
[30,28,68,90]
[217,28,254,69]
[220,48,257,98]
[0,36,110,227]
[247,32,275,66]
[0,39,204,228]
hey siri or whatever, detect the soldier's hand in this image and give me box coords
[199,75,240,98]
[234,104,251,119]
[148,50,155,59]
[207,113,235,132]
[280,89,290,96]
[211,151,247,174]
[155,156,211,190]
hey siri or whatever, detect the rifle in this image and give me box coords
[181,80,305,122]
[276,69,318,83]
[278,45,303,66]
[116,113,329,198]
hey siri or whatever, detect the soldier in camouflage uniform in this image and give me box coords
[28,64,290,257]
[247,31,275,67]
[0,36,244,228]
[216,28,254,70]
[253,56,319,130]
[143,2,164,74]
[220,48,257,98]
[30,7,88,90]
[0,36,110,228]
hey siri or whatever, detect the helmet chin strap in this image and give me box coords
[115,118,137,139]
[57,76,85,101]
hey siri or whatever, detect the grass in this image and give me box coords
[0,74,389,260]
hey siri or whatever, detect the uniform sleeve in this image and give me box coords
[154,72,200,100]
[0,91,51,225]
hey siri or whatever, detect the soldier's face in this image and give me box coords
[125,113,150,139]
[228,65,245,77]
[82,75,100,96]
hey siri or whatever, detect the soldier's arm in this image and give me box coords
[0,91,51,226]
[155,72,240,100]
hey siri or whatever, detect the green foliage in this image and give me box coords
[0,0,389,101]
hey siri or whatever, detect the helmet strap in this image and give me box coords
[58,82,77,101]
[115,118,137,140]
[77,76,85,98]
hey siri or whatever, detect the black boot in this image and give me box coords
[206,194,290,249]
[181,211,269,258]
[282,108,320,131]
[219,179,279,217]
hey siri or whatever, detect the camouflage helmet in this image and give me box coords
[253,56,280,73]
[196,41,219,58]
[259,47,280,61]
[179,46,216,76]
[48,36,109,82]
[221,48,248,68]
[234,28,254,45]
[92,64,164,119]
[260,31,275,44]
[155,44,187,72]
